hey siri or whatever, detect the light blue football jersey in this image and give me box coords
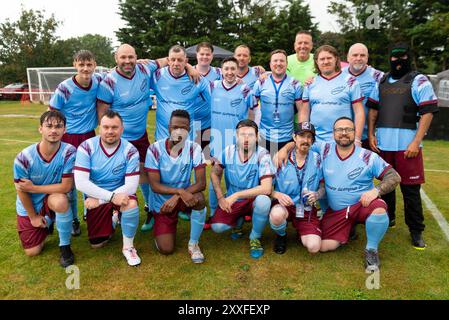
[97,63,158,141]
[303,72,364,143]
[50,74,104,134]
[151,67,212,140]
[74,136,140,192]
[194,66,222,130]
[253,74,302,142]
[144,139,206,212]
[274,149,322,206]
[320,142,391,211]
[14,142,76,216]
[210,80,255,158]
[237,66,263,89]
[217,145,276,198]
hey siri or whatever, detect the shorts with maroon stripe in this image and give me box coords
[129,131,150,163]
[271,200,321,239]
[210,198,255,227]
[321,199,388,244]
[379,149,425,185]
[85,195,137,242]
[153,198,192,237]
[62,130,96,149]
[17,196,55,249]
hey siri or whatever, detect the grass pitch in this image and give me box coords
[0,101,448,300]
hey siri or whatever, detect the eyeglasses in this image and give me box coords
[334,127,355,134]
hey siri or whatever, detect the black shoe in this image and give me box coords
[273,234,287,254]
[59,245,75,268]
[389,219,396,228]
[71,220,81,237]
[411,232,427,250]
[364,249,380,271]
[144,204,150,213]
[349,225,358,241]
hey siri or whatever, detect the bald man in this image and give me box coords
[342,43,384,149]
[96,44,169,225]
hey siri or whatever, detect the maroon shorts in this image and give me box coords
[271,201,321,238]
[321,199,388,244]
[62,130,96,149]
[129,131,150,163]
[379,149,424,185]
[16,196,55,249]
[85,195,137,241]
[153,199,192,237]
[210,198,255,227]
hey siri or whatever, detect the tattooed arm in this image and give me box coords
[360,167,401,207]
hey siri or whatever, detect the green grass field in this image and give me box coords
[1,101,448,300]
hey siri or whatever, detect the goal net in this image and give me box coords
[26,66,110,104]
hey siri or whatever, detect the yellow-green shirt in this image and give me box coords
[286,53,316,85]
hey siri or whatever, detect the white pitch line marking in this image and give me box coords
[0,114,40,118]
[425,169,449,173]
[421,189,449,242]
[0,138,36,144]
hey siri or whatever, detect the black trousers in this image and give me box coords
[382,184,425,233]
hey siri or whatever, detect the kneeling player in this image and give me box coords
[320,117,401,271]
[14,110,76,267]
[210,120,275,259]
[74,110,142,266]
[269,122,324,254]
[145,110,207,263]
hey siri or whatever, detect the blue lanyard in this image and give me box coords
[292,150,308,191]
[270,75,287,114]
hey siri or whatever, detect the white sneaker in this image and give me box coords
[122,247,141,266]
[188,243,205,264]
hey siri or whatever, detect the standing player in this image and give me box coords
[97,44,170,233]
[300,45,365,145]
[74,110,142,266]
[210,120,275,259]
[269,122,324,254]
[193,42,222,150]
[367,43,439,248]
[152,45,212,141]
[253,49,303,155]
[234,45,265,89]
[342,43,384,149]
[206,57,256,228]
[286,31,316,86]
[145,110,207,263]
[14,110,76,267]
[49,50,102,237]
[319,117,401,271]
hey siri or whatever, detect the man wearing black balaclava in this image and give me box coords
[366,43,439,250]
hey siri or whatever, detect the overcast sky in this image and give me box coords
[0,0,338,47]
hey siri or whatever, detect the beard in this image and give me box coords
[336,136,354,147]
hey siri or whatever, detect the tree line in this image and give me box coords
[1,0,447,85]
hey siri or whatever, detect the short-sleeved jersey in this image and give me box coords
[151,67,212,140]
[193,66,222,130]
[320,142,391,211]
[74,136,140,192]
[274,149,322,206]
[216,145,276,198]
[144,139,206,212]
[97,62,158,141]
[237,66,263,89]
[368,74,438,151]
[303,71,364,143]
[286,54,316,85]
[342,66,384,140]
[50,74,103,134]
[209,81,255,158]
[14,142,76,216]
[253,74,302,142]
